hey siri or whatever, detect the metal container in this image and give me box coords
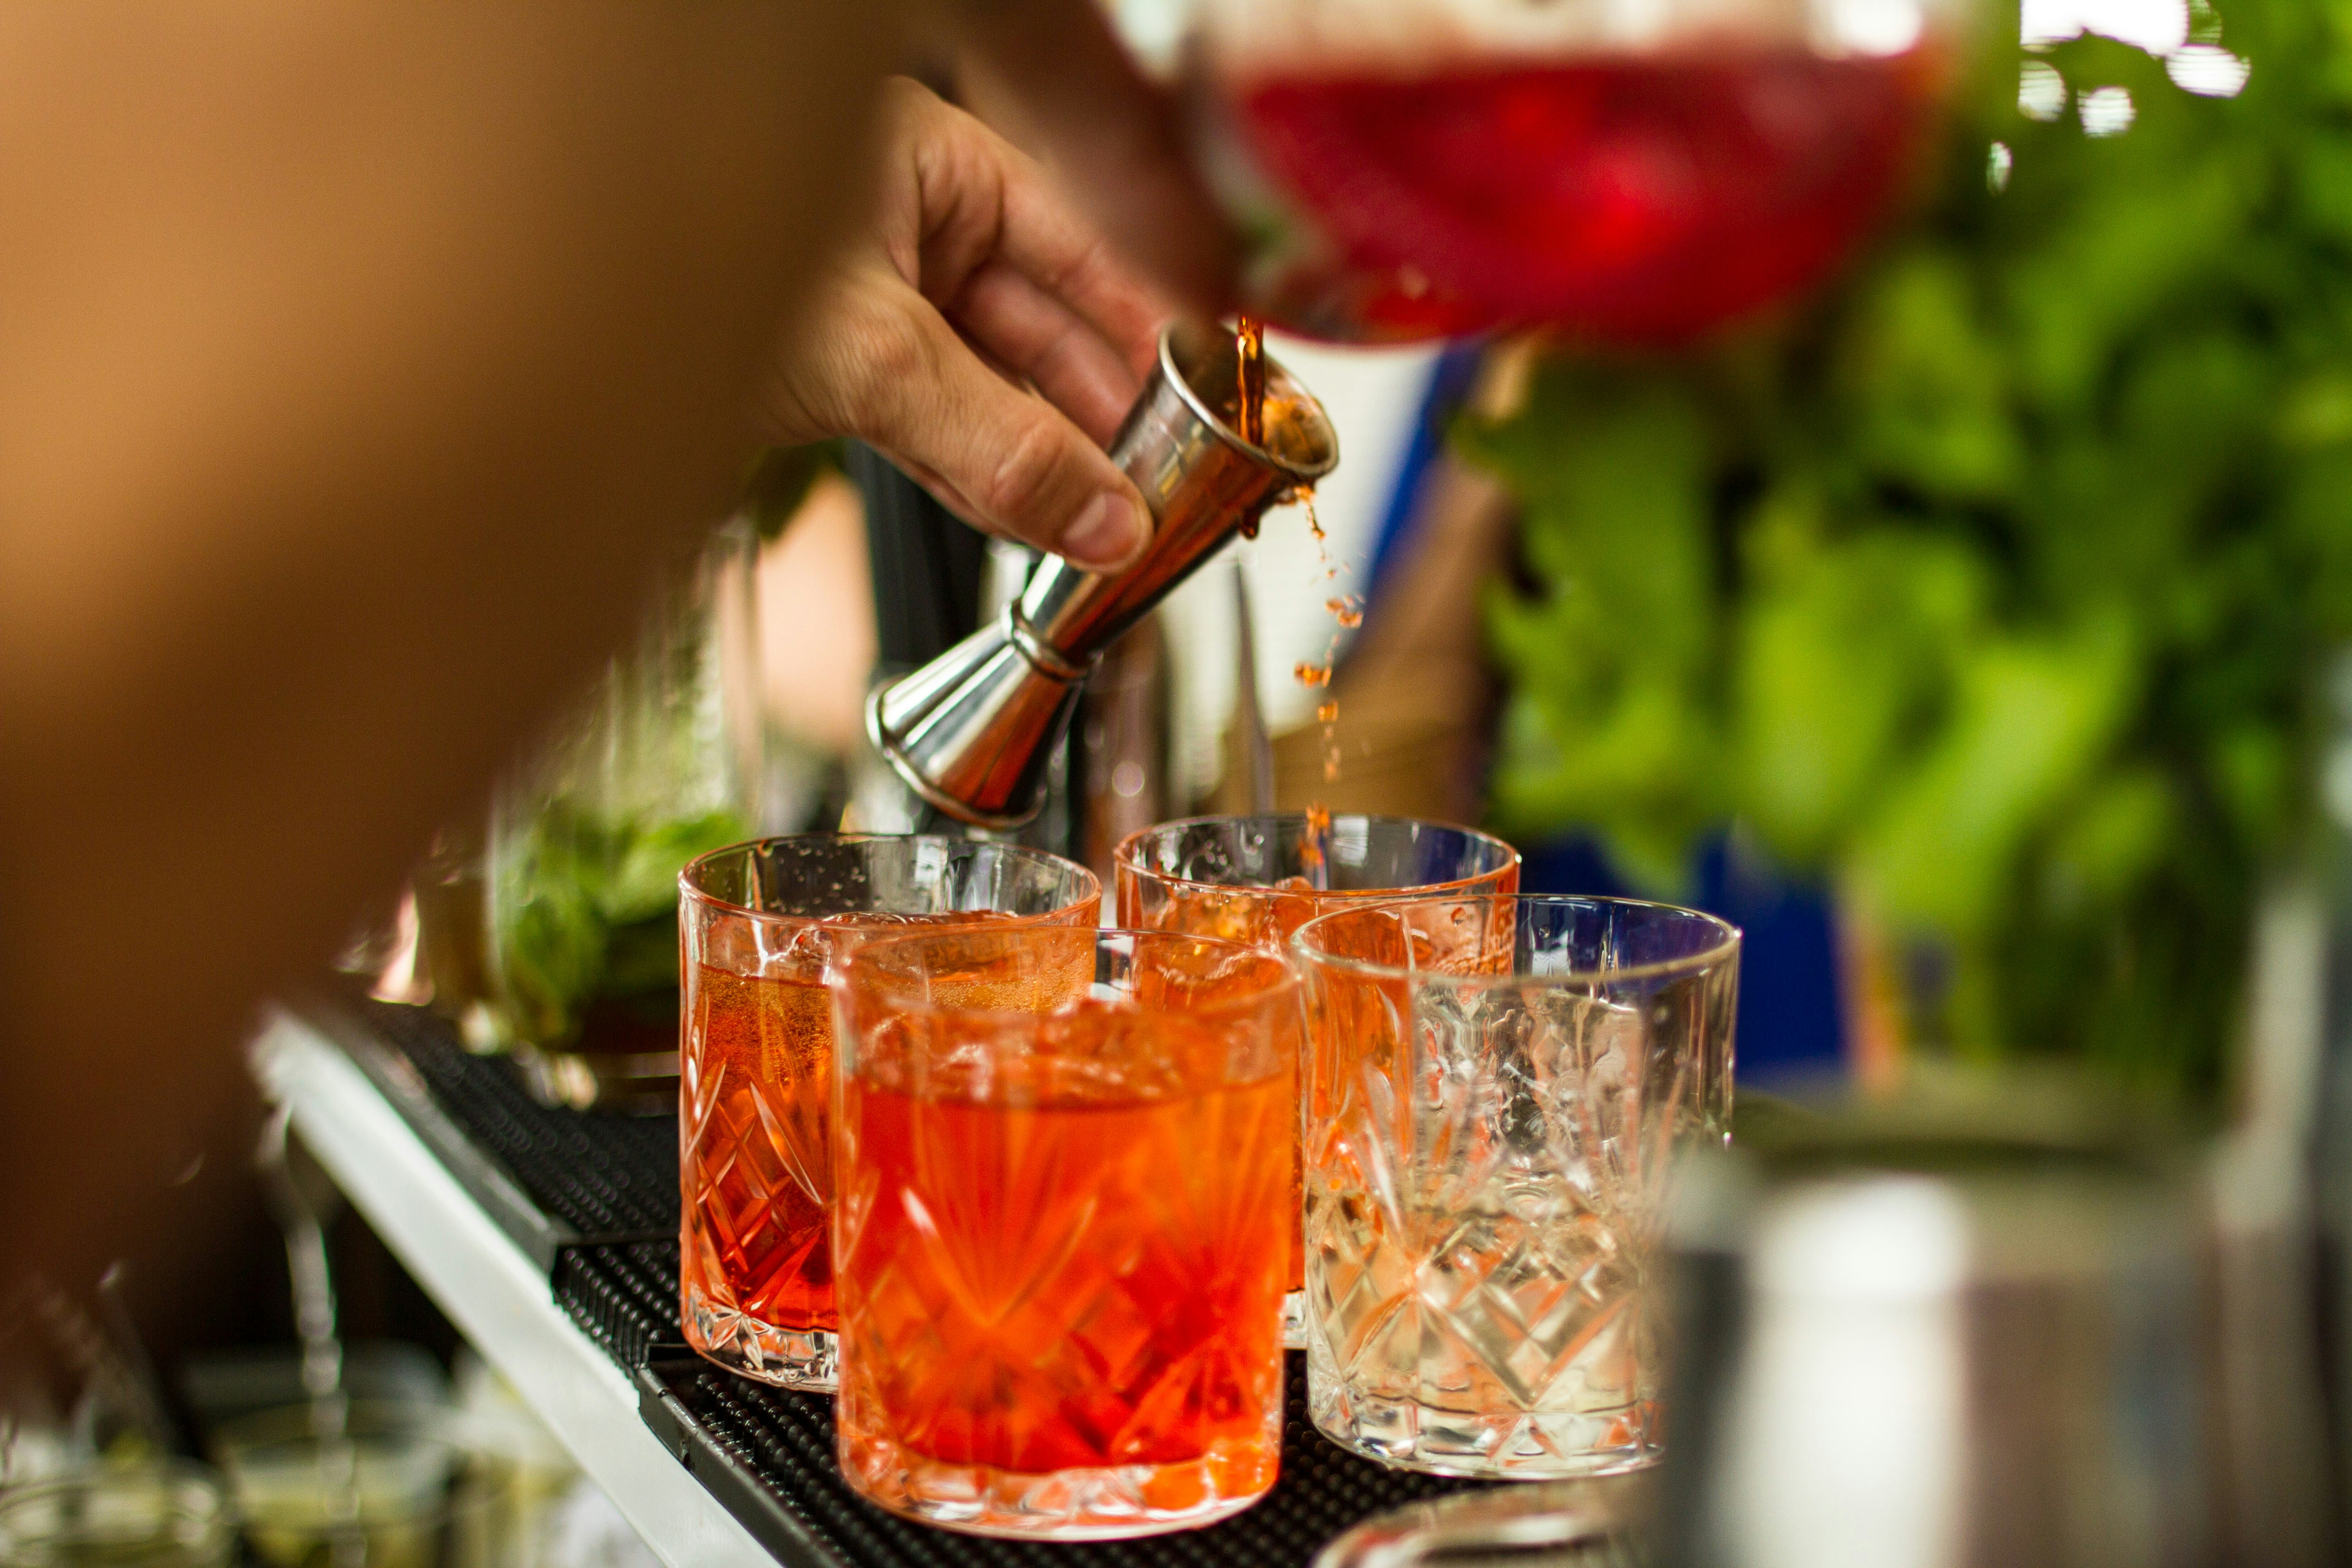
[866,318,1338,829]
[1313,1475,1654,1568]
[1660,1092,2209,1568]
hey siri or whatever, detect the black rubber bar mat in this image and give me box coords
[553,1238,689,1370]
[300,990,678,1267]
[322,994,1505,1566]
[638,1352,1491,1568]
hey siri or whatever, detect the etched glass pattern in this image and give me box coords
[1297,895,1736,1478]
[833,927,1294,1539]
[678,836,1098,1391]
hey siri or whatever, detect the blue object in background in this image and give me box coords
[1361,342,1487,603]
[1356,350,1847,1086]
[1518,833,1847,1088]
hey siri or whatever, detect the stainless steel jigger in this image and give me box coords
[865,319,1339,829]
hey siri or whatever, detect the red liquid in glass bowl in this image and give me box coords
[1223,45,1944,343]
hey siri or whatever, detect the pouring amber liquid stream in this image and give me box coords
[1236,313,1351,883]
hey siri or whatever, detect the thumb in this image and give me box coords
[835,279,1151,572]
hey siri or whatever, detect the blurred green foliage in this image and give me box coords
[1469,0,2352,1098]
[492,803,748,1046]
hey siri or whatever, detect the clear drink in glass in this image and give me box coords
[1292,893,1737,1476]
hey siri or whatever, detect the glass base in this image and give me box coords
[1282,1288,1307,1351]
[1307,1372,1660,1480]
[838,1429,1278,1540]
[683,1284,838,1391]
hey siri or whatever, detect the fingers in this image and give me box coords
[948,0,1238,314]
[972,153,1169,385]
[819,266,1150,571]
[887,78,1167,387]
[948,258,1141,446]
[767,77,1173,569]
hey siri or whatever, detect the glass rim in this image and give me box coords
[0,1458,232,1509]
[1288,892,1742,987]
[1111,812,1520,901]
[0,1459,240,1551]
[678,832,1101,928]
[210,1399,520,1534]
[839,924,1300,1024]
[1166,318,1339,479]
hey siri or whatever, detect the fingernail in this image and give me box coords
[1061,493,1146,571]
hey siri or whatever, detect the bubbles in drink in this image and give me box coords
[1301,801,1333,886]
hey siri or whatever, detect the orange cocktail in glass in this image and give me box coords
[832,926,1296,1538]
[1115,813,1520,1342]
[677,836,1099,1391]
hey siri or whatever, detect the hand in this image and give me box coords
[767,78,1169,571]
[946,0,1238,316]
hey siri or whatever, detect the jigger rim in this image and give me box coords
[1289,891,1743,988]
[1161,318,1340,481]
